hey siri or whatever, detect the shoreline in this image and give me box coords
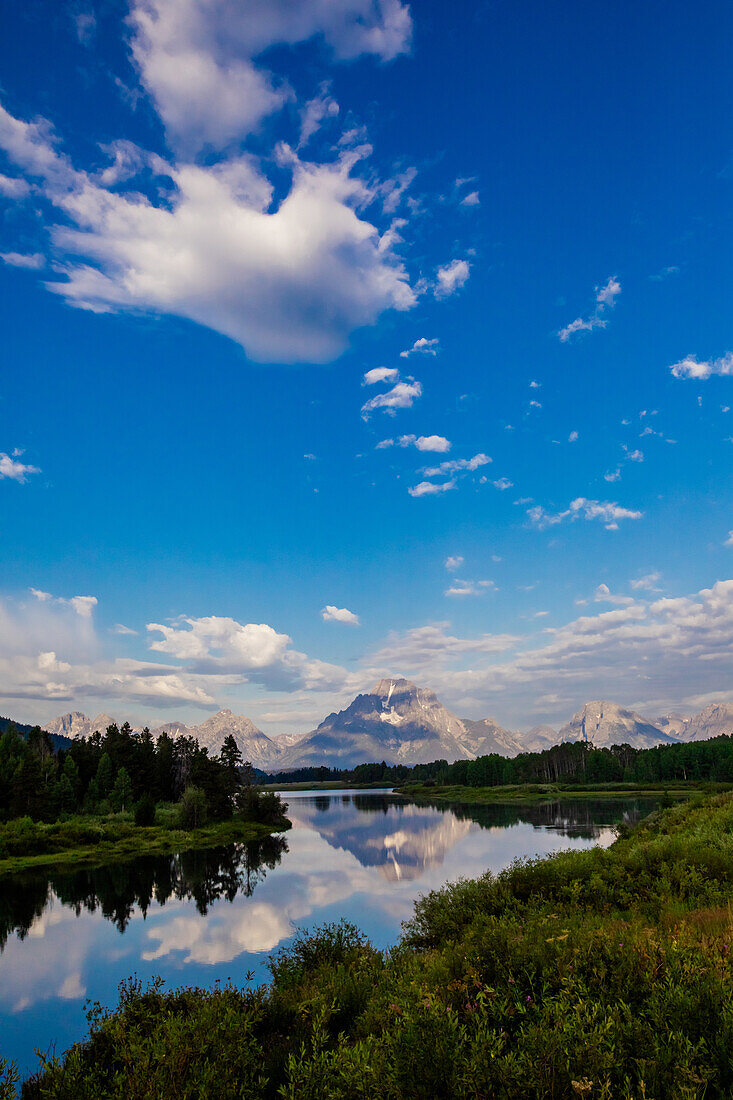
[394,779,732,804]
[0,815,290,878]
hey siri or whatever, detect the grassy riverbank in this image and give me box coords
[396,779,731,804]
[0,809,290,877]
[263,781,395,791]
[10,791,733,1098]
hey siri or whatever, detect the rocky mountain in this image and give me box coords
[671,703,733,742]
[558,701,677,750]
[459,717,525,758]
[43,709,279,766]
[277,678,479,770]
[44,712,117,740]
[186,709,279,766]
[523,725,560,753]
[655,713,690,738]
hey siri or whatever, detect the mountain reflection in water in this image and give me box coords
[284,792,656,882]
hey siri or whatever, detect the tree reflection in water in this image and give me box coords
[0,833,288,950]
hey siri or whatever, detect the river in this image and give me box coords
[0,790,657,1078]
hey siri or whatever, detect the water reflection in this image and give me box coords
[0,834,288,950]
[284,792,655,880]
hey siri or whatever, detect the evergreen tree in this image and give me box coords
[110,767,133,813]
[62,756,81,807]
[96,753,114,797]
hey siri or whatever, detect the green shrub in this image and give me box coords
[177,786,208,829]
[133,794,156,827]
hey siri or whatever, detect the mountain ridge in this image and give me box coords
[40,686,733,771]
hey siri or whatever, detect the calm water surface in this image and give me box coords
[0,791,657,1076]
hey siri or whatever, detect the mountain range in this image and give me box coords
[41,681,733,771]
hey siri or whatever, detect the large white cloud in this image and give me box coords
[0,103,416,363]
[0,0,420,372]
[147,614,349,691]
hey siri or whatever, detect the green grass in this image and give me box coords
[13,791,733,1098]
[395,780,730,804]
[0,811,290,877]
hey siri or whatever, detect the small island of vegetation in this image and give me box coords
[0,721,289,876]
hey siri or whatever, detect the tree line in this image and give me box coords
[0,720,285,826]
[267,733,733,788]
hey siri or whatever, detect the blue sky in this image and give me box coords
[1,0,732,734]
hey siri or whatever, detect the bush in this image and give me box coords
[177,786,208,829]
[238,788,288,825]
[134,793,156,827]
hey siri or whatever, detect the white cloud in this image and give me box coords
[407,479,455,498]
[726,532,733,549]
[527,497,643,531]
[400,337,439,358]
[361,379,422,417]
[492,477,513,490]
[113,623,139,635]
[0,452,40,482]
[604,469,620,483]
[595,276,621,308]
[625,449,644,462]
[392,434,451,452]
[434,258,470,298]
[445,555,464,572]
[298,83,339,147]
[568,430,578,443]
[0,252,44,269]
[631,573,662,591]
[0,592,358,718]
[367,622,519,671]
[128,0,411,155]
[593,583,634,606]
[0,172,30,198]
[460,191,479,206]
[421,453,490,476]
[363,367,399,386]
[69,596,98,619]
[445,579,494,597]
[559,275,621,342]
[0,98,416,364]
[147,613,350,693]
[321,605,360,625]
[28,588,97,618]
[669,352,733,380]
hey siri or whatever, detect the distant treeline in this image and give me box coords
[268,734,733,788]
[0,721,282,826]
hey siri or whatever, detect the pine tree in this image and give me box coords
[96,753,114,797]
[111,766,133,813]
